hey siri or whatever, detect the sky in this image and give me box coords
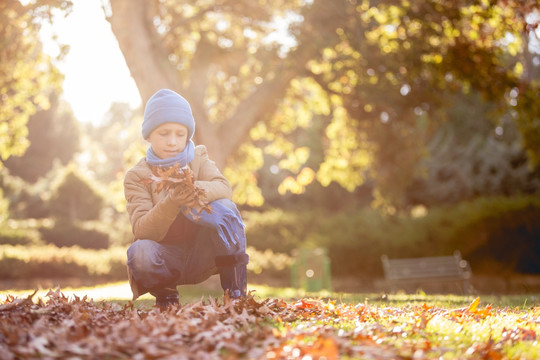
[41,1,141,124]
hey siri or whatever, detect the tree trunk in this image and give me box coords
[108,0,321,169]
[108,0,180,102]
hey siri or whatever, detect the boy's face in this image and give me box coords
[147,122,189,159]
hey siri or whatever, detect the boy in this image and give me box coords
[124,89,249,308]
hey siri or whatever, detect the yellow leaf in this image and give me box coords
[296,167,315,187]
[514,62,523,76]
[467,297,480,313]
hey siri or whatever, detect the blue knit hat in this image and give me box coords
[142,89,195,139]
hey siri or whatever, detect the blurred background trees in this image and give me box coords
[0,0,70,165]
[107,0,540,209]
[0,0,539,289]
[4,92,80,182]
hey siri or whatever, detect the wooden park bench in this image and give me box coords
[380,251,473,294]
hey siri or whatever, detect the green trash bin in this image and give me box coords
[290,247,331,292]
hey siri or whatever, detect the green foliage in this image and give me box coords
[109,0,539,208]
[49,167,105,221]
[246,246,292,277]
[92,216,134,247]
[243,208,328,253]
[0,188,9,223]
[0,0,71,164]
[407,92,540,207]
[0,215,132,248]
[244,196,540,278]
[0,196,538,283]
[74,103,146,215]
[514,84,540,167]
[4,93,80,182]
[40,219,109,249]
[224,143,265,207]
[83,103,144,182]
[0,244,126,280]
[0,163,67,219]
[0,256,88,280]
[0,242,291,283]
[301,0,539,207]
[0,224,40,246]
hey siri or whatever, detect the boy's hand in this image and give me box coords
[169,186,198,208]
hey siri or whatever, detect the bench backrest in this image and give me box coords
[381,251,472,281]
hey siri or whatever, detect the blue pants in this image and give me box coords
[127,206,248,299]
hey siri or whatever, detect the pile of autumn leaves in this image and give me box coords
[0,289,538,359]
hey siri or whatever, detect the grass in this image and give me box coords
[1,278,538,309]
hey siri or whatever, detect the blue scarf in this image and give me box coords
[146,140,195,168]
[146,143,245,252]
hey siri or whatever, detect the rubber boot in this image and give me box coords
[155,294,180,309]
[215,253,249,298]
[151,286,179,309]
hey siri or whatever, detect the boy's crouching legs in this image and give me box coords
[126,239,181,306]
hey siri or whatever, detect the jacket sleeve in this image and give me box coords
[193,145,233,203]
[124,167,181,242]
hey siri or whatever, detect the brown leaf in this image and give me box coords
[0,290,36,312]
[143,164,213,215]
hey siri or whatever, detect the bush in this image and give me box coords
[0,226,40,246]
[246,246,292,278]
[244,195,540,278]
[0,244,126,280]
[0,256,90,280]
[1,195,537,283]
[40,220,110,249]
[243,208,329,253]
[49,169,104,221]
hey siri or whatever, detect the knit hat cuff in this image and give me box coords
[142,107,195,139]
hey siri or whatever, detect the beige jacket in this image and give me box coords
[124,145,232,242]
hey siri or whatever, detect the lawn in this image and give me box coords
[0,281,538,359]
